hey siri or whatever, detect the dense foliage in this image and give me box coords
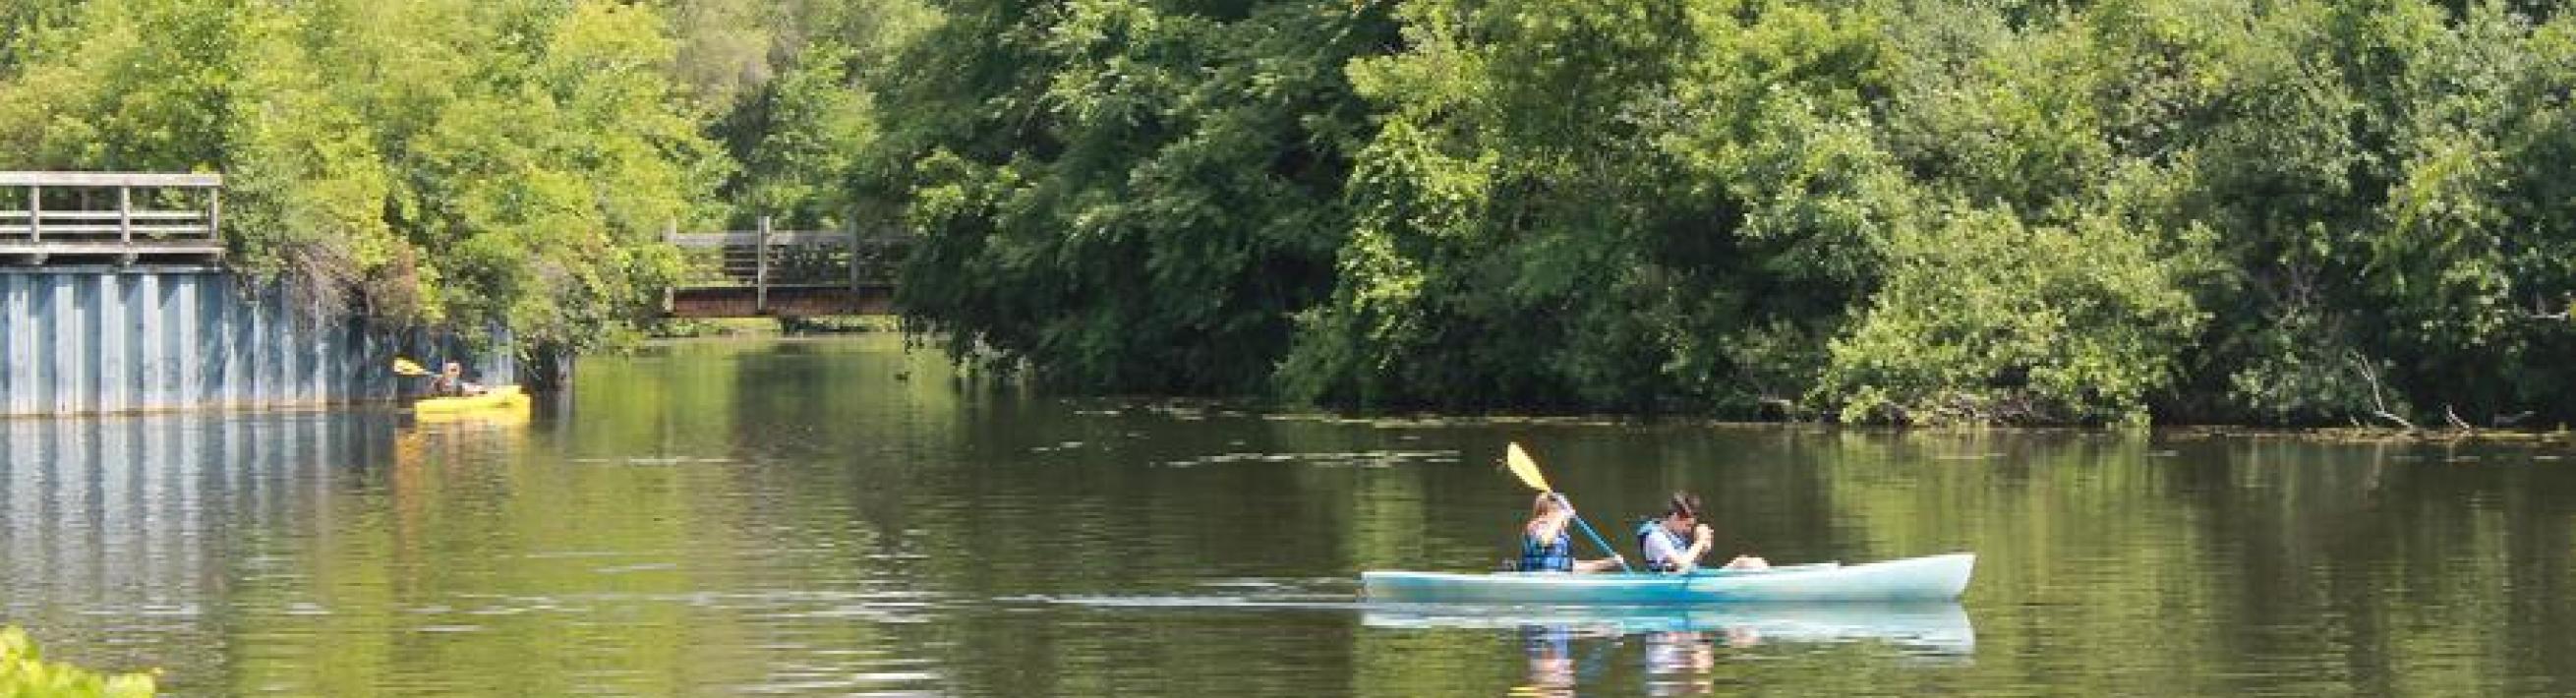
[1,626,154,698]
[0,0,746,354]
[884,0,2576,426]
[6,0,2570,425]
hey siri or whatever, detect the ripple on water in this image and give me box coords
[1157,449,1460,469]
[743,656,946,696]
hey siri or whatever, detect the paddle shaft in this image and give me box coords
[1553,494,1632,572]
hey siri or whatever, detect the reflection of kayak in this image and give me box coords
[413,385,531,416]
[1363,602,1975,654]
[1362,553,1973,604]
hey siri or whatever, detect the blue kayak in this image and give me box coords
[1361,553,1974,604]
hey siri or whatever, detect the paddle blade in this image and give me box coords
[1504,441,1552,493]
[391,357,428,377]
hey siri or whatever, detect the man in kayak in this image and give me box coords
[1521,493,1626,572]
[1637,492,1768,573]
[428,361,488,397]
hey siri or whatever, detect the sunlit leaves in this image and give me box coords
[0,0,729,352]
[0,626,157,698]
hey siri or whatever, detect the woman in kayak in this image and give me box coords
[428,361,489,398]
[1520,493,1626,573]
[1637,492,1768,573]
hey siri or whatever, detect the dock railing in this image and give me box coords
[0,171,224,265]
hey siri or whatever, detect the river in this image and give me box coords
[5,336,2574,696]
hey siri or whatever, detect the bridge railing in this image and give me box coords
[663,216,908,316]
[0,172,225,265]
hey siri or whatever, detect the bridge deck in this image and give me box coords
[662,219,907,318]
[666,284,896,318]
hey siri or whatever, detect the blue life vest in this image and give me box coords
[1518,530,1575,572]
[1636,520,1689,572]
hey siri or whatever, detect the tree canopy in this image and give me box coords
[882,0,2576,426]
[5,0,2571,426]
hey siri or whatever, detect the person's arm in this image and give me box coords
[1659,525,1714,574]
[1573,554,1626,573]
[1679,524,1715,573]
[1528,503,1574,543]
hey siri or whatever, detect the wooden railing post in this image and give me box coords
[117,186,135,265]
[848,223,862,296]
[28,185,40,242]
[754,215,771,314]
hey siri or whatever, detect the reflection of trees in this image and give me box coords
[1813,431,2576,694]
[16,340,2576,695]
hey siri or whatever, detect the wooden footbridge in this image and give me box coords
[2,172,226,266]
[661,217,908,318]
[3,171,898,319]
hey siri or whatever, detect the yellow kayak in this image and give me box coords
[414,385,530,415]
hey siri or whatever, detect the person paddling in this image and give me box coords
[1520,493,1627,573]
[1636,492,1768,574]
[427,361,489,398]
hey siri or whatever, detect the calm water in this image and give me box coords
[6,336,2575,696]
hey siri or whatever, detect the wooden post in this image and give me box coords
[207,187,221,240]
[117,186,135,265]
[28,186,39,242]
[755,216,771,315]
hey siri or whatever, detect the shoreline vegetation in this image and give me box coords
[6,0,2572,427]
[1,627,155,698]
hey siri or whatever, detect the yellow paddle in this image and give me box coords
[391,357,430,377]
[1506,442,1632,572]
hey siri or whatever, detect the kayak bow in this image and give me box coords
[1361,553,1973,604]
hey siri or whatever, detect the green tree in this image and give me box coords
[887,0,1396,393]
[0,0,729,354]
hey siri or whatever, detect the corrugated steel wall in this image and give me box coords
[0,268,514,417]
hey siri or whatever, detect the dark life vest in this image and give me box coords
[1517,530,1574,572]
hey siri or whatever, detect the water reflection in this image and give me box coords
[6,337,2576,697]
[1641,629,1714,696]
[1364,603,1974,655]
[1511,624,1577,698]
[1370,604,1968,696]
[0,410,406,689]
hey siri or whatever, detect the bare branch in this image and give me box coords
[2530,296,2572,321]
[2346,352,2417,432]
